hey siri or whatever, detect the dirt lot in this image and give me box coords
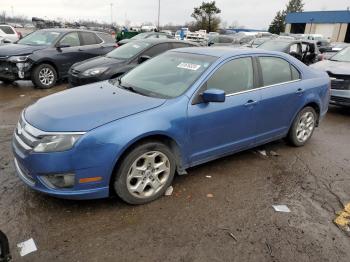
[0,81,350,262]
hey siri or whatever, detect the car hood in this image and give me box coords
[72,56,125,72]
[24,81,166,132]
[311,60,350,75]
[118,38,132,45]
[0,43,45,57]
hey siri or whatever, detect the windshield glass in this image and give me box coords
[116,52,216,98]
[331,47,350,62]
[258,40,290,51]
[17,31,62,46]
[131,33,150,40]
[106,41,150,59]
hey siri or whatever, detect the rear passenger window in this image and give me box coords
[0,26,15,34]
[291,65,300,80]
[259,57,292,86]
[80,32,99,45]
[207,57,254,94]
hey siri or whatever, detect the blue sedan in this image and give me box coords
[12,47,330,204]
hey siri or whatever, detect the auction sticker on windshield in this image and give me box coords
[177,62,201,71]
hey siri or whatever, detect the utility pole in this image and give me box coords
[157,0,160,30]
[110,3,113,26]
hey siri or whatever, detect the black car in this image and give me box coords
[117,32,173,46]
[0,29,116,88]
[68,39,197,87]
[258,39,320,65]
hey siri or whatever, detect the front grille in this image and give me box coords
[330,96,350,104]
[331,79,350,90]
[14,114,41,152]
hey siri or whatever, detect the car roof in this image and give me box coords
[38,28,109,34]
[171,46,289,58]
[134,38,195,45]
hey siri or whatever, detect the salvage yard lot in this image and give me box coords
[0,81,350,261]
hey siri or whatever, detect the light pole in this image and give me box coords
[110,3,113,26]
[157,0,160,30]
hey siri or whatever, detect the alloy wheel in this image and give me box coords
[296,111,315,143]
[38,67,55,86]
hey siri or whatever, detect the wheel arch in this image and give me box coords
[31,60,60,78]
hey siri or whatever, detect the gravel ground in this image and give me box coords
[0,81,349,262]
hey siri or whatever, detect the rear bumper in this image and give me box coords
[330,89,350,107]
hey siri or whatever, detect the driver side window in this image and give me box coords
[207,57,254,95]
[59,32,80,47]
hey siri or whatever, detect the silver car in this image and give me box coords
[311,46,350,107]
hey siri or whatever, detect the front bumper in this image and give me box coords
[0,60,32,81]
[11,116,111,200]
[330,89,350,107]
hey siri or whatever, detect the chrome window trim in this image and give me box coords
[225,79,302,97]
[21,111,86,137]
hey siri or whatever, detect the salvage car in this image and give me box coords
[117,32,173,46]
[69,39,197,87]
[0,29,116,88]
[258,39,319,65]
[311,46,350,107]
[12,48,329,204]
[0,24,20,43]
[321,42,350,60]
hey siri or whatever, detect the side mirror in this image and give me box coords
[56,44,70,50]
[138,55,151,64]
[202,89,225,103]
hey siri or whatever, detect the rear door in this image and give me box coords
[255,56,303,143]
[188,57,260,164]
[77,32,106,59]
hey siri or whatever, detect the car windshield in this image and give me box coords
[258,40,290,51]
[330,47,350,62]
[106,41,150,59]
[17,31,62,46]
[131,33,151,40]
[115,52,216,98]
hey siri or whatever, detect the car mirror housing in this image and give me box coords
[56,44,70,50]
[202,89,226,103]
[138,55,151,64]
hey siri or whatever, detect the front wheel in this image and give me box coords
[31,63,57,89]
[114,141,176,205]
[287,106,317,147]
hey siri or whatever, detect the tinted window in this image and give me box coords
[0,25,15,34]
[207,57,254,94]
[219,36,233,43]
[80,32,99,45]
[60,32,80,46]
[291,65,300,80]
[259,57,292,86]
[142,43,171,57]
[172,42,188,48]
[97,33,115,43]
[106,41,150,59]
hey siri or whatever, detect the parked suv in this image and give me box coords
[0,29,116,88]
[69,39,197,87]
[0,24,20,43]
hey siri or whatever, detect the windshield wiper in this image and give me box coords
[117,78,146,95]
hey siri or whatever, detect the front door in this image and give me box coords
[187,57,260,165]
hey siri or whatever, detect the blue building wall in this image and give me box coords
[286,10,350,24]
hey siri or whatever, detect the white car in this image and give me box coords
[0,24,20,43]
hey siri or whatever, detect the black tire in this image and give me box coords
[31,63,57,89]
[287,106,317,147]
[114,141,176,205]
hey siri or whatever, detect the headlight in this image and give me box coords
[82,67,108,76]
[8,55,29,63]
[34,134,82,153]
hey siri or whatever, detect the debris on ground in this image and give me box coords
[227,231,237,241]
[265,241,273,256]
[257,150,267,157]
[19,94,25,97]
[165,186,173,196]
[206,193,214,198]
[17,238,37,257]
[272,205,291,213]
[334,202,350,233]
[270,150,280,157]
[205,175,212,178]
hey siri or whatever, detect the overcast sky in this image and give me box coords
[2,0,350,29]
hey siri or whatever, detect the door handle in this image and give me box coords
[244,100,258,107]
[296,88,304,94]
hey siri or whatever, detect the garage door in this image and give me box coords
[314,24,334,39]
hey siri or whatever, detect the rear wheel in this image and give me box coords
[114,141,176,205]
[287,106,317,147]
[31,63,57,89]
